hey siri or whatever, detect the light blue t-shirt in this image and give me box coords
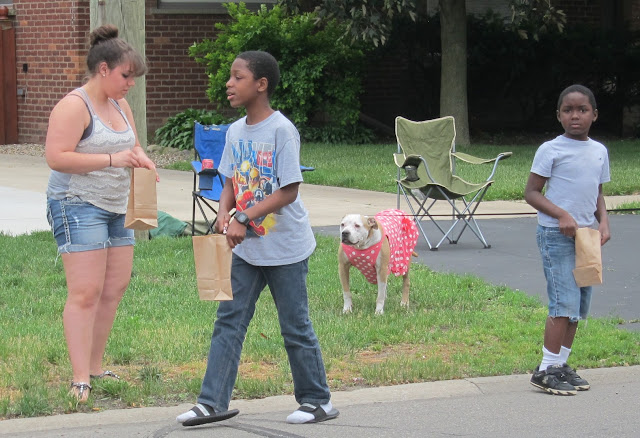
[530,135,610,228]
[218,111,316,266]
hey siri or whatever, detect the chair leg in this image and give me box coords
[455,191,491,248]
[427,186,492,249]
[191,196,196,236]
[193,195,218,235]
[399,185,434,250]
[442,188,491,249]
[399,184,493,250]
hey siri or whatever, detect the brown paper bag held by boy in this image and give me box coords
[573,227,603,287]
[192,234,233,301]
[125,168,158,230]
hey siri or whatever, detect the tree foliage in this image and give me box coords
[279,0,416,47]
[189,2,368,142]
[509,0,567,41]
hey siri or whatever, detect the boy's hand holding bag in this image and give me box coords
[124,168,158,230]
[573,227,603,287]
[192,233,233,301]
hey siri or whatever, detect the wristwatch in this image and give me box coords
[235,212,250,227]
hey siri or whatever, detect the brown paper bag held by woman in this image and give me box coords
[124,168,158,230]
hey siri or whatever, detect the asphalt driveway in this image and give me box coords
[314,215,640,330]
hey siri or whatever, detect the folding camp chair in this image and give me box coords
[394,116,512,250]
[191,122,230,236]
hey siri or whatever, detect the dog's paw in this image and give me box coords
[342,305,353,314]
[374,307,384,315]
[400,300,409,308]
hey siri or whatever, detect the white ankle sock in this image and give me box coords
[286,402,333,424]
[176,403,213,423]
[559,346,571,364]
[539,346,561,371]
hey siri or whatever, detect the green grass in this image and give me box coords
[165,161,192,172]
[298,139,640,200]
[167,139,640,200]
[1,232,639,419]
[611,201,640,215]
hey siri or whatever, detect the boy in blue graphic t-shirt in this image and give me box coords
[177,51,338,426]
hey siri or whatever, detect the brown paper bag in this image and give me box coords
[124,168,158,230]
[192,234,233,301]
[573,227,603,287]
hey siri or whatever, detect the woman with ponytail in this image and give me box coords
[45,24,155,402]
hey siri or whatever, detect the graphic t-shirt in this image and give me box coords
[218,111,316,266]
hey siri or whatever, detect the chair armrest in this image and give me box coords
[452,151,513,182]
[199,168,219,176]
[191,160,219,176]
[452,151,512,164]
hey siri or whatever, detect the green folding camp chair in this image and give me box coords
[394,116,512,250]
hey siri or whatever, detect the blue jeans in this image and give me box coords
[197,254,331,411]
[537,225,592,321]
[47,197,134,254]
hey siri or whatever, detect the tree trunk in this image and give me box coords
[90,0,148,241]
[439,0,470,145]
[90,0,147,149]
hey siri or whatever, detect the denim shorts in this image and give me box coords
[46,197,135,254]
[537,225,591,321]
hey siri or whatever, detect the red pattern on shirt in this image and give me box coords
[341,209,419,284]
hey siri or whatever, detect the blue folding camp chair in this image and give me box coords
[191,122,230,235]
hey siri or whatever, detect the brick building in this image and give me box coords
[1,0,638,144]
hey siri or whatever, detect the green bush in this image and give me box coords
[189,2,369,143]
[154,109,232,150]
[300,124,376,144]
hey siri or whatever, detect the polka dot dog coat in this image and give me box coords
[341,209,419,284]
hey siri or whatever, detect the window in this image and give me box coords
[156,0,276,14]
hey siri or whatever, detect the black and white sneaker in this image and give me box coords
[530,364,577,396]
[560,363,590,390]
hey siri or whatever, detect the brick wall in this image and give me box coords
[12,0,89,143]
[555,0,602,27]
[555,0,640,29]
[10,0,225,144]
[144,0,226,140]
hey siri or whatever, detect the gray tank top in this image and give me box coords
[46,88,136,214]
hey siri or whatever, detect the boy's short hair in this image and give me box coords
[237,51,280,97]
[557,84,597,110]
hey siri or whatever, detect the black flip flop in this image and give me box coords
[294,404,340,423]
[182,408,240,427]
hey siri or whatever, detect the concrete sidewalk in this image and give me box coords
[1,153,637,232]
[2,366,639,437]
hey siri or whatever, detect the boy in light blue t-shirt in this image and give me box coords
[177,51,338,426]
[525,84,610,396]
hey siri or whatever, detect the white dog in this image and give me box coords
[338,209,419,315]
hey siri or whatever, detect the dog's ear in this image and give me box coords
[367,217,378,229]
